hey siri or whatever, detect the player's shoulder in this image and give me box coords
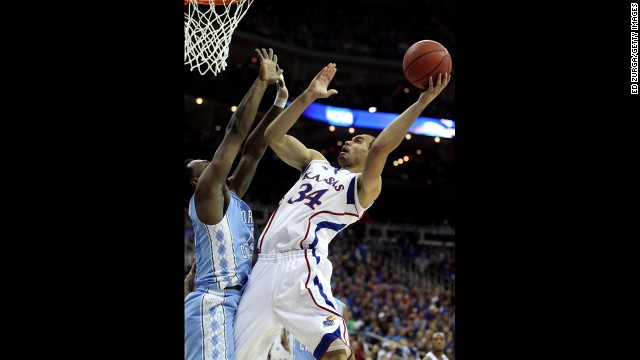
[303,159,334,174]
[309,148,328,161]
[308,159,331,167]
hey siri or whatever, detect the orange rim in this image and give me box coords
[184,0,244,5]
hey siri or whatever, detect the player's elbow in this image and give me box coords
[226,113,251,137]
[368,142,391,159]
[264,129,273,144]
[264,127,280,146]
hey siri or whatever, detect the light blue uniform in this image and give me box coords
[185,191,254,360]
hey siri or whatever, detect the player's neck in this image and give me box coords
[340,165,364,173]
[432,350,444,358]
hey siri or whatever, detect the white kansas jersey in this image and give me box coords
[259,160,370,257]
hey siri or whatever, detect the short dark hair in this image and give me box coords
[363,134,376,149]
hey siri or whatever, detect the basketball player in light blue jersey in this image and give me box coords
[234,64,450,360]
[184,48,288,360]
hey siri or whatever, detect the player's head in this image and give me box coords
[430,332,446,352]
[337,134,376,168]
[185,159,210,188]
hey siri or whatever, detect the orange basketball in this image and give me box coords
[403,40,452,90]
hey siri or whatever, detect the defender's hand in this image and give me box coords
[255,48,283,85]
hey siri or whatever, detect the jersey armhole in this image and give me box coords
[353,173,373,214]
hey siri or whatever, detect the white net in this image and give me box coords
[184,0,255,76]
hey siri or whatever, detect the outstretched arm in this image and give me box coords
[358,73,451,208]
[228,74,288,198]
[264,63,339,171]
[195,48,282,224]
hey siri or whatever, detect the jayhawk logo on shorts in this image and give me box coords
[323,316,337,327]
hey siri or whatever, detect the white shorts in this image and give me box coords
[234,250,351,360]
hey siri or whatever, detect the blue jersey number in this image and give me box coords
[240,228,254,259]
[240,245,249,259]
[287,183,329,210]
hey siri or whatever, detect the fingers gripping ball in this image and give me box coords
[403,40,452,89]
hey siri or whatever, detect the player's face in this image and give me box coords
[337,135,372,167]
[431,332,446,351]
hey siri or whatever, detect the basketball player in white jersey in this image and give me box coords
[422,332,449,360]
[234,63,450,360]
[184,48,287,360]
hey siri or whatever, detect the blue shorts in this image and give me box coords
[184,288,242,360]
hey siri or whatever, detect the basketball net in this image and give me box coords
[184,0,254,76]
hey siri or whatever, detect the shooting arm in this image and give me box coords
[358,74,451,208]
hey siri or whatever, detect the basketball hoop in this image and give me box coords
[184,0,254,76]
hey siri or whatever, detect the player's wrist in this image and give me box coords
[255,76,270,86]
[299,91,318,103]
[274,95,288,108]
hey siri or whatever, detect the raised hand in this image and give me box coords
[306,63,339,99]
[255,48,283,85]
[419,72,451,105]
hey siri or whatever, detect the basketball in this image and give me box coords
[403,40,452,90]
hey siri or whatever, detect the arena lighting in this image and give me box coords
[289,102,455,138]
